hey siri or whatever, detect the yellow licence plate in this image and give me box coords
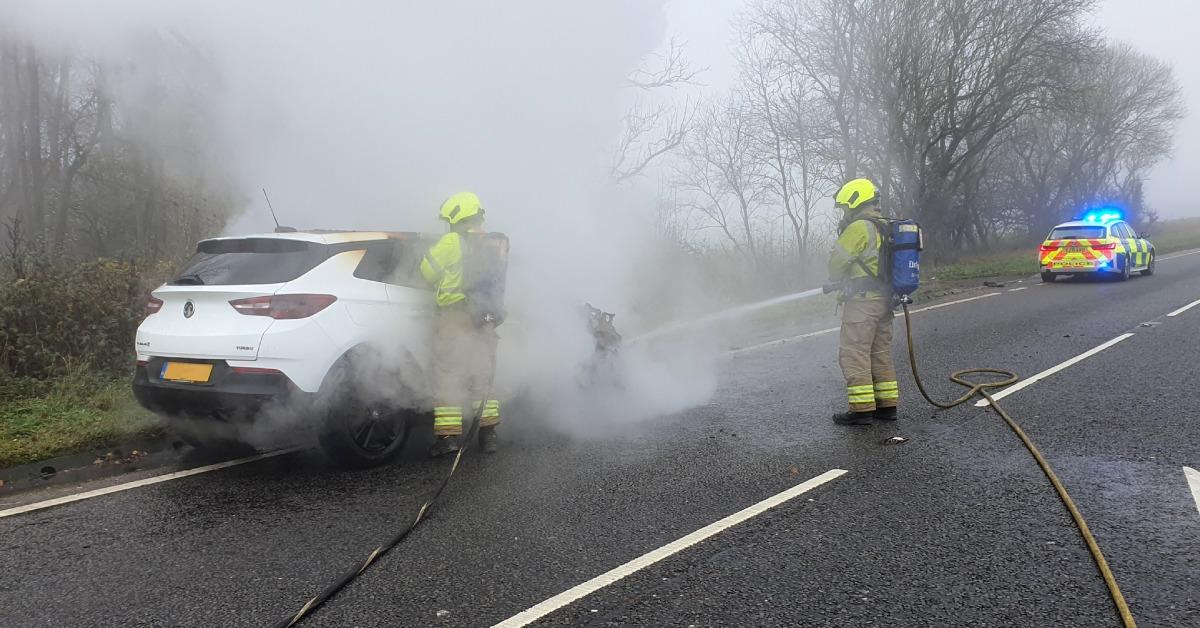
[161,362,213,383]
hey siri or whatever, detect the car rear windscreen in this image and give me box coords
[171,239,329,285]
[1047,226,1106,240]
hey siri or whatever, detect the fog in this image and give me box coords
[3,1,726,436]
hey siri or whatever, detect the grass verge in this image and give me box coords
[0,376,162,469]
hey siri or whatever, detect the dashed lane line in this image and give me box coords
[491,468,849,628]
[1167,297,1200,317]
[0,447,303,519]
[974,334,1136,407]
[1185,467,1200,517]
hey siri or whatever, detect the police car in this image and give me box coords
[1038,210,1154,282]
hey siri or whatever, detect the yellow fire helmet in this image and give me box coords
[834,178,878,211]
[439,191,484,225]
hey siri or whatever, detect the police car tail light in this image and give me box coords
[229,294,337,319]
[1093,242,1117,250]
[1039,243,1059,252]
[146,296,164,315]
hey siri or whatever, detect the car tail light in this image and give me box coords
[1092,242,1116,250]
[229,294,337,319]
[146,295,164,315]
[1038,243,1059,252]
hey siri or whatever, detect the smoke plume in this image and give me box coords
[4,1,721,436]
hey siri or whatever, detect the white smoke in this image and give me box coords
[4,1,721,435]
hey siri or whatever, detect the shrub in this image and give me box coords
[0,259,173,382]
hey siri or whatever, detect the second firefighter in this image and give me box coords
[827,178,900,426]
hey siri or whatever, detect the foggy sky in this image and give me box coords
[667,0,1199,219]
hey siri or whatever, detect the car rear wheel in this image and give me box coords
[316,364,412,468]
[1041,272,1056,283]
[1116,254,1131,281]
[1141,252,1155,276]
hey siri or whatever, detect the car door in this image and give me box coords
[1123,223,1146,268]
[1112,222,1136,269]
[1130,224,1151,267]
[378,238,437,380]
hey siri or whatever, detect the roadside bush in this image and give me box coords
[0,259,173,382]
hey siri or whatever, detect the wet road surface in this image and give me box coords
[2,251,1199,627]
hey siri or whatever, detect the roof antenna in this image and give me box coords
[262,188,296,233]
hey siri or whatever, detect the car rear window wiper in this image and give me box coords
[172,273,206,285]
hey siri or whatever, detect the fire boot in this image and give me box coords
[478,426,498,454]
[874,406,898,421]
[428,435,461,458]
[832,411,874,426]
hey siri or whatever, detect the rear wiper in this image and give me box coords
[172,273,206,285]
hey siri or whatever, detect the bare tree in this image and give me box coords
[673,97,766,268]
[0,27,238,263]
[736,30,835,261]
[611,37,703,184]
[982,43,1185,236]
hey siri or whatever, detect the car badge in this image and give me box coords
[183,300,195,318]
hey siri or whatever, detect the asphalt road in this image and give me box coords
[3,251,1199,627]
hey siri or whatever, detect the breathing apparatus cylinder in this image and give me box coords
[463,232,509,327]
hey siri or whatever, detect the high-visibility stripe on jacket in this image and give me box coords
[420,232,467,307]
[828,209,884,300]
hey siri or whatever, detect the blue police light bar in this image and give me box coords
[1082,208,1123,224]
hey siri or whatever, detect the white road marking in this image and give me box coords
[0,447,303,519]
[1167,298,1200,317]
[975,333,1136,407]
[491,468,849,628]
[1184,467,1200,516]
[1008,287,1028,292]
[901,291,1001,315]
[729,325,839,355]
[1160,249,1200,261]
[732,292,1002,356]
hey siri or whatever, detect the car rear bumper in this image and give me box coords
[1041,260,1114,274]
[132,358,310,420]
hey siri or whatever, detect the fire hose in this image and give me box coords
[274,331,498,628]
[893,295,1136,628]
[274,288,1137,627]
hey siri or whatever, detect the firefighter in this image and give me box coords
[827,178,899,426]
[420,191,502,456]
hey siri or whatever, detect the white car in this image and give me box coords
[133,230,442,466]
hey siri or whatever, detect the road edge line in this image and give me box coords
[975,333,1136,407]
[490,468,849,628]
[1160,249,1200,261]
[732,292,1001,356]
[0,447,303,519]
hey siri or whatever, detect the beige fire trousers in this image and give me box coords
[431,307,500,436]
[839,298,899,413]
